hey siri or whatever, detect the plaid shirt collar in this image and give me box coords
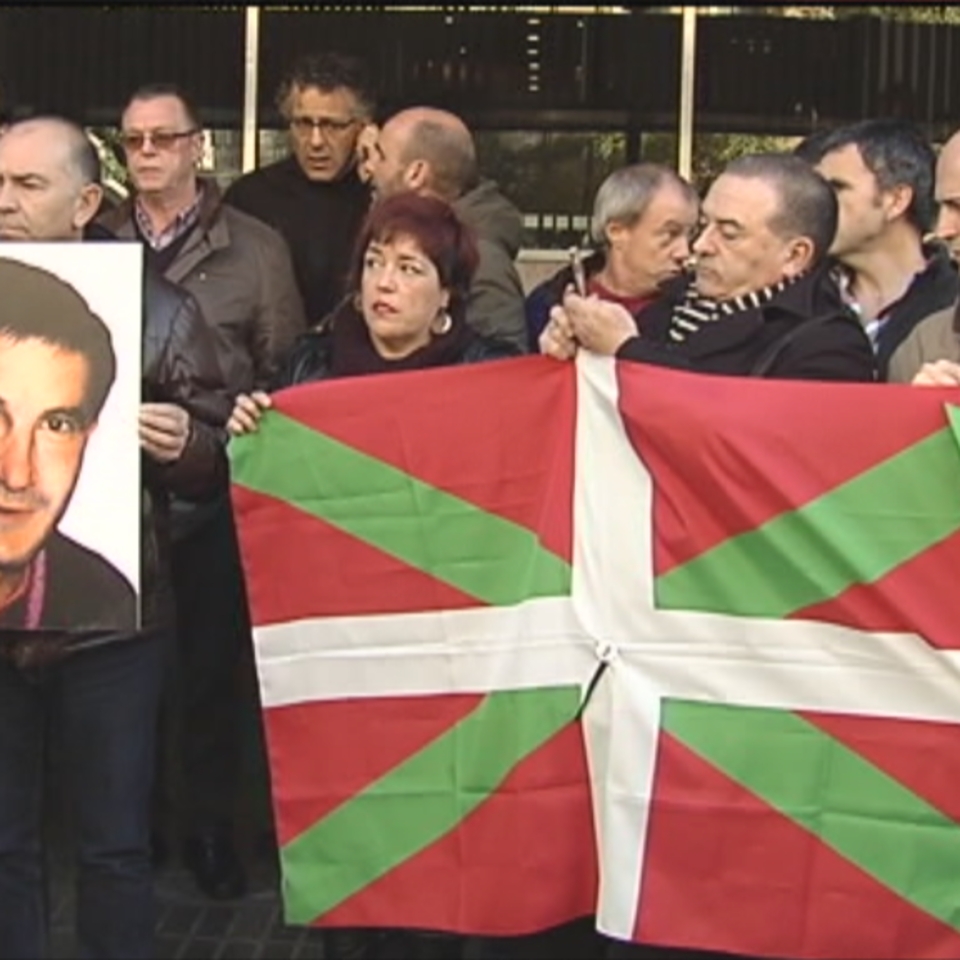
[134,184,203,251]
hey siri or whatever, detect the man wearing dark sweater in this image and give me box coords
[224,52,375,325]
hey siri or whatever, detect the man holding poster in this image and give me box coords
[0,114,229,960]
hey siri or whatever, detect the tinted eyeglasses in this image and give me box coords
[118,129,199,152]
[289,116,359,139]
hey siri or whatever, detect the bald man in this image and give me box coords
[366,106,527,350]
[892,128,960,383]
[935,129,960,261]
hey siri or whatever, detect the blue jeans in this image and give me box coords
[0,631,165,959]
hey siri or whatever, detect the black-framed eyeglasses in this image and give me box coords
[117,129,199,152]
[289,116,359,138]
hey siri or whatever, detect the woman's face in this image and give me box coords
[360,233,450,358]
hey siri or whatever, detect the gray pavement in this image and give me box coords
[48,843,328,959]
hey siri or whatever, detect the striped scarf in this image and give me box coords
[668,274,801,343]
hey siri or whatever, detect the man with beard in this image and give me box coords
[808,118,958,383]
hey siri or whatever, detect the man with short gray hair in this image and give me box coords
[525,162,699,350]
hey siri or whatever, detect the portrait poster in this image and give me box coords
[0,242,142,634]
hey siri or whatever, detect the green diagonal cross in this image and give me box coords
[230,411,571,606]
[655,413,960,618]
[280,686,581,924]
[664,699,960,934]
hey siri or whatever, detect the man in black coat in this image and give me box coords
[223,51,375,325]
[0,114,229,960]
[541,153,876,384]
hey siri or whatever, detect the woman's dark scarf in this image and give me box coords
[326,299,475,378]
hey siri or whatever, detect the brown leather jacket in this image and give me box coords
[99,179,307,395]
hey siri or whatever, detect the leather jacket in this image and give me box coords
[139,265,232,629]
[0,229,231,666]
[98,181,307,395]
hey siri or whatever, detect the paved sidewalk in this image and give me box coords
[48,849,328,960]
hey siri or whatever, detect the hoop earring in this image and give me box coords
[433,309,453,335]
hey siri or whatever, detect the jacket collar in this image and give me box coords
[98,177,229,247]
[833,242,960,364]
[83,221,116,242]
[97,178,229,282]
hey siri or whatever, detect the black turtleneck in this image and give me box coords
[222,155,371,325]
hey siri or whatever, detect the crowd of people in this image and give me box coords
[0,44,958,960]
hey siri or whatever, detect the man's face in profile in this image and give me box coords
[693,173,797,301]
[365,118,410,201]
[815,144,887,260]
[0,334,95,571]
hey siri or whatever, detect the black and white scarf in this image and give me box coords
[668,274,801,343]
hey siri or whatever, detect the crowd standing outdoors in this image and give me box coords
[0,44,958,960]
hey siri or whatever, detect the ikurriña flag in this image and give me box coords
[232,353,960,959]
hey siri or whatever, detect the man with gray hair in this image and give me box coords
[542,152,875,382]
[364,106,527,350]
[224,51,376,324]
[525,162,699,350]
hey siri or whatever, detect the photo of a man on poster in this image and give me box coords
[0,256,136,632]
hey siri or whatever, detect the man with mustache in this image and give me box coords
[0,258,135,633]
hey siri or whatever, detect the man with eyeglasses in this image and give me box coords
[99,82,306,903]
[224,51,376,325]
